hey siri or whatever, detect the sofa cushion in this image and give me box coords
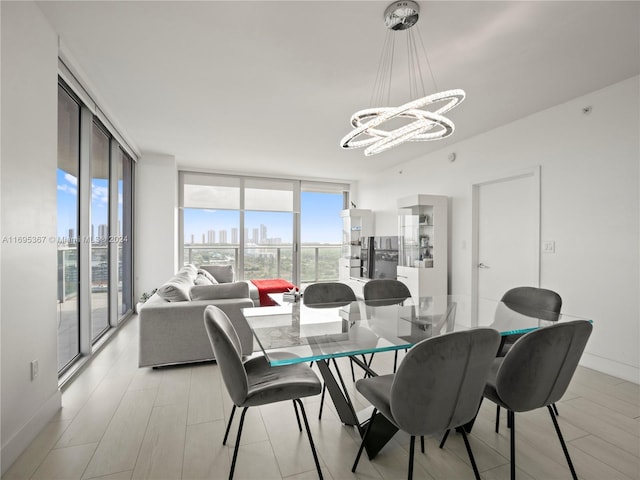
[190,282,249,301]
[200,265,234,283]
[197,268,218,284]
[181,264,198,281]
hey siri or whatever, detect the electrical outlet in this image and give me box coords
[542,241,555,253]
[30,360,39,380]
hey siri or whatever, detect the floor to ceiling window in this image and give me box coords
[180,172,348,285]
[91,122,110,341]
[300,186,345,283]
[56,75,135,377]
[57,84,81,372]
[243,178,295,282]
[116,148,133,319]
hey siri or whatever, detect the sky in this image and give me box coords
[57,168,118,240]
[57,171,343,244]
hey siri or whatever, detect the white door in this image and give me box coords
[472,168,540,321]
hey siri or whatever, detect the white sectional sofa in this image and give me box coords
[138,264,256,367]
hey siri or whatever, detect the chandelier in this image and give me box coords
[340,1,465,156]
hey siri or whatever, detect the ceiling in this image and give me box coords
[37,1,640,182]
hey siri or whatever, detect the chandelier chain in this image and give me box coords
[416,27,439,93]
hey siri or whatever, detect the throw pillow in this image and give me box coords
[156,280,191,302]
[194,273,214,286]
[197,268,218,284]
[201,264,234,284]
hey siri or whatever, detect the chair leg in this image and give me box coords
[495,405,501,433]
[295,398,324,480]
[547,405,578,480]
[293,400,302,431]
[318,384,326,420]
[352,408,377,473]
[552,403,560,416]
[460,429,481,480]
[509,410,515,480]
[439,429,450,449]
[223,405,237,445]
[229,407,249,480]
[393,350,398,373]
[408,436,416,480]
[420,435,425,454]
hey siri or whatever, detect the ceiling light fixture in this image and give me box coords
[340,1,465,156]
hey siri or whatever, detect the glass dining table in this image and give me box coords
[242,294,592,459]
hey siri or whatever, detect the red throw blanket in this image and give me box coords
[250,279,297,306]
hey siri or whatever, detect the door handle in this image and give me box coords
[478,263,491,269]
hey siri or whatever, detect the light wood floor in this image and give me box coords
[4,314,639,480]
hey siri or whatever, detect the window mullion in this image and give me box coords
[108,138,119,327]
[78,105,93,356]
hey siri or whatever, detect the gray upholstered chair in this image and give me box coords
[204,306,323,480]
[303,281,356,307]
[363,279,411,306]
[483,320,592,480]
[352,328,501,480]
[303,281,358,419]
[498,286,562,356]
[363,279,412,372]
[495,286,563,425]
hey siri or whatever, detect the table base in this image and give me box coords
[315,357,400,459]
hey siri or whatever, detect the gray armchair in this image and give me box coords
[498,286,562,356]
[352,328,501,480]
[303,281,356,307]
[483,320,592,480]
[363,279,411,306]
[204,305,323,480]
[495,286,563,424]
[303,281,358,420]
[363,278,412,372]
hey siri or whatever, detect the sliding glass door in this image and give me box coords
[56,78,135,376]
[116,148,133,319]
[91,123,110,341]
[57,85,81,371]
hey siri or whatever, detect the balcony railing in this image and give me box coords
[183,244,341,283]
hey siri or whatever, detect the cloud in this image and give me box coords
[58,184,77,196]
[92,184,109,204]
[64,173,78,186]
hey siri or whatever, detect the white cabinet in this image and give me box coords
[339,209,372,282]
[397,195,448,299]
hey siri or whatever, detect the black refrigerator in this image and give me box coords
[360,236,400,280]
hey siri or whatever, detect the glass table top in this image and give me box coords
[243,295,592,366]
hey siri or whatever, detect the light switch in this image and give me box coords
[542,241,555,253]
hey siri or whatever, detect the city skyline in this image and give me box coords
[183,191,344,244]
[59,170,345,245]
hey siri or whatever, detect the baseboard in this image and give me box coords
[580,352,639,384]
[1,389,62,476]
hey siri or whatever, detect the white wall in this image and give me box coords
[134,153,178,302]
[358,76,640,383]
[0,2,62,473]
